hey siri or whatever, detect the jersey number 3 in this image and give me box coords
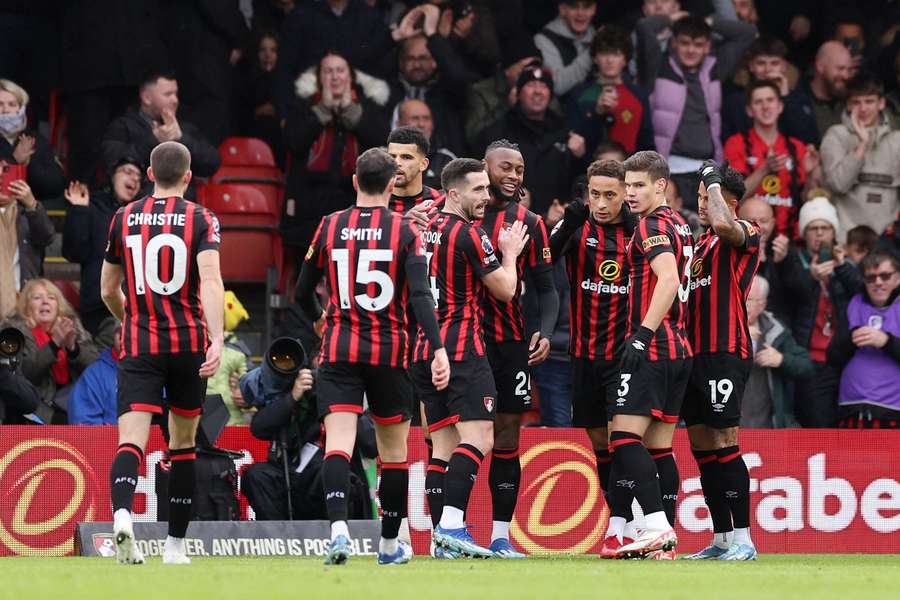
[332,248,395,311]
[125,234,188,296]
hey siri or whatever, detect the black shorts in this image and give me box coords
[682,353,752,428]
[485,341,531,414]
[571,357,619,428]
[316,361,413,424]
[117,352,207,418]
[411,352,497,433]
[614,358,692,423]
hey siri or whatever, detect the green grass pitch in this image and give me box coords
[2,555,899,600]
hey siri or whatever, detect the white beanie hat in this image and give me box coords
[798,196,839,235]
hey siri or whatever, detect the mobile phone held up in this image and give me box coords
[0,163,26,196]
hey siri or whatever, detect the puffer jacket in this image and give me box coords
[820,112,900,241]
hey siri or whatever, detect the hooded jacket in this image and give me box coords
[820,112,900,241]
[282,66,390,249]
[68,349,117,424]
[534,16,595,98]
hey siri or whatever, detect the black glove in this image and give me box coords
[562,199,589,230]
[698,159,723,190]
[619,326,654,375]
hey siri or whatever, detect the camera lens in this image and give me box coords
[0,328,24,358]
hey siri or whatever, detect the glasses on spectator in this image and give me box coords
[864,271,896,284]
[116,166,142,178]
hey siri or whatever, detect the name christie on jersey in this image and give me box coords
[341,227,383,241]
[127,212,187,227]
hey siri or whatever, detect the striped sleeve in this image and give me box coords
[196,207,221,252]
[636,213,673,262]
[464,225,500,277]
[104,209,123,264]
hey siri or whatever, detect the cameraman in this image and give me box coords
[0,328,41,424]
[241,360,378,521]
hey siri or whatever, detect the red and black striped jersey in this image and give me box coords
[307,206,425,368]
[104,196,220,357]
[556,217,634,361]
[389,185,445,215]
[627,205,694,361]
[477,201,552,343]
[414,212,501,362]
[687,221,761,357]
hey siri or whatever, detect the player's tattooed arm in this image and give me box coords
[700,160,745,247]
[100,260,126,322]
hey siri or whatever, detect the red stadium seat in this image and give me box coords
[211,137,285,213]
[197,183,283,284]
[51,280,80,314]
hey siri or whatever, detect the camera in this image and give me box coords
[0,327,25,372]
[239,337,308,408]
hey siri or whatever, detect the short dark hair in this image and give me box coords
[590,25,633,62]
[387,126,430,157]
[150,141,190,187]
[441,158,485,191]
[593,139,626,161]
[746,79,782,106]
[623,150,669,182]
[746,35,788,61]
[846,225,878,250]
[484,139,521,156]
[139,70,177,91]
[671,15,712,41]
[846,72,884,99]
[355,148,396,194]
[860,250,899,274]
[587,159,625,181]
[721,165,746,201]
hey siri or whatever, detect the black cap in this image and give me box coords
[516,65,554,93]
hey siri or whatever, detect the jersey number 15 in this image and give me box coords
[332,249,395,311]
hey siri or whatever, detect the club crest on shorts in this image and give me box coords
[483,396,495,412]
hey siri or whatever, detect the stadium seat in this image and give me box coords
[197,183,283,283]
[211,137,285,213]
[51,280,80,313]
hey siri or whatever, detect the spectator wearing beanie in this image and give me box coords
[478,65,578,217]
[534,0,597,99]
[828,251,900,428]
[820,73,900,241]
[62,157,143,336]
[465,38,545,146]
[776,196,862,427]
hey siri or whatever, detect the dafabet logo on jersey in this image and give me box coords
[597,260,621,282]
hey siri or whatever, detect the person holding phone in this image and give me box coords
[775,196,862,427]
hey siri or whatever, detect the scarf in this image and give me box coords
[306,91,359,177]
[0,204,18,317]
[31,325,70,385]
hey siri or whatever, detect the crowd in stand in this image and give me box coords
[1,0,899,430]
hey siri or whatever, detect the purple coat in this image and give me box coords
[649,55,723,161]
[838,293,900,411]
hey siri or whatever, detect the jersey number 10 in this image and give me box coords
[125,234,188,296]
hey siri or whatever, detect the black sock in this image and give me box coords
[444,444,483,513]
[425,458,447,529]
[110,443,143,513]
[604,448,635,522]
[693,449,731,534]
[323,451,351,524]
[609,431,663,517]
[649,447,679,527]
[167,447,196,538]
[489,447,520,523]
[717,446,751,529]
[379,462,408,540]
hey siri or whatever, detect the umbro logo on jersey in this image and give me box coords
[586,237,599,247]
